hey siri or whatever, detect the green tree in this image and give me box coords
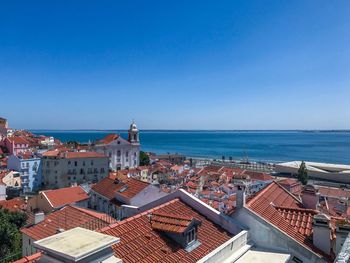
[139,151,150,166]
[297,161,308,185]
[0,209,27,261]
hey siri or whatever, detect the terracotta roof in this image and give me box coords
[96,134,120,145]
[21,205,115,241]
[65,151,107,159]
[275,206,317,236]
[0,197,27,212]
[246,182,329,260]
[92,177,149,201]
[92,177,121,200]
[100,198,233,263]
[42,186,89,208]
[241,170,273,181]
[278,178,300,186]
[43,150,107,159]
[317,186,350,198]
[150,211,195,233]
[7,136,29,145]
[42,149,60,157]
[13,252,42,263]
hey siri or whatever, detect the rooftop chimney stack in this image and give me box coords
[34,212,45,224]
[313,214,331,255]
[236,184,246,209]
[301,185,319,209]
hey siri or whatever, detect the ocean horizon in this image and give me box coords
[30,130,350,165]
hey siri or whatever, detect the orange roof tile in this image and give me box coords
[0,197,27,212]
[13,252,42,263]
[42,186,89,208]
[96,134,120,145]
[65,151,107,159]
[247,182,329,260]
[150,211,195,233]
[7,136,29,145]
[21,205,115,241]
[100,198,233,263]
[92,177,149,201]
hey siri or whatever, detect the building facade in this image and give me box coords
[7,154,42,193]
[41,151,109,188]
[93,121,140,171]
[4,137,29,155]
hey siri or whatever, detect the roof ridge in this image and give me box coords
[68,205,109,222]
[274,205,318,214]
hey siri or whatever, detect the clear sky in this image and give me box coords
[0,1,349,130]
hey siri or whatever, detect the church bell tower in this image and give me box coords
[128,121,140,145]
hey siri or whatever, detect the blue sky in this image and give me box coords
[0,1,349,130]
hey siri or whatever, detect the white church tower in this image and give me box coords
[128,121,140,145]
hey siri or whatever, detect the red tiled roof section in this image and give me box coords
[0,197,27,212]
[101,198,233,263]
[317,186,350,198]
[275,206,317,237]
[247,182,329,260]
[21,205,115,241]
[116,178,149,199]
[92,178,149,201]
[13,252,42,263]
[65,151,106,159]
[8,136,29,145]
[150,211,194,233]
[43,186,89,208]
[92,177,123,200]
[241,170,273,181]
[96,134,119,145]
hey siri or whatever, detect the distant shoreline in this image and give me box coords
[29,129,350,133]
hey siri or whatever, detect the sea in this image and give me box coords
[30,130,350,165]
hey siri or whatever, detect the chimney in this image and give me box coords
[301,185,319,209]
[313,213,331,255]
[236,184,246,209]
[34,211,45,224]
[336,197,348,214]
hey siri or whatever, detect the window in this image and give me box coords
[91,160,94,166]
[292,256,303,263]
[83,161,85,166]
[126,151,129,157]
[117,150,121,157]
[74,161,77,166]
[187,228,196,244]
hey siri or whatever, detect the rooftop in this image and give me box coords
[100,198,233,263]
[34,227,119,262]
[92,177,149,201]
[21,205,116,240]
[246,181,328,259]
[41,186,89,208]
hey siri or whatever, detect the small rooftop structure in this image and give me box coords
[34,227,121,262]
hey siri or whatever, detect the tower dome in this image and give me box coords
[130,121,138,131]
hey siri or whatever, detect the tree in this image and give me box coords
[139,151,150,166]
[0,209,27,261]
[297,161,308,185]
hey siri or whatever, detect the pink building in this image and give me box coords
[4,137,29,155]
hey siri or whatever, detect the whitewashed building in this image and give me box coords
[93,121,140,171]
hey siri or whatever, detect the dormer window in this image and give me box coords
[150,212,201,252]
